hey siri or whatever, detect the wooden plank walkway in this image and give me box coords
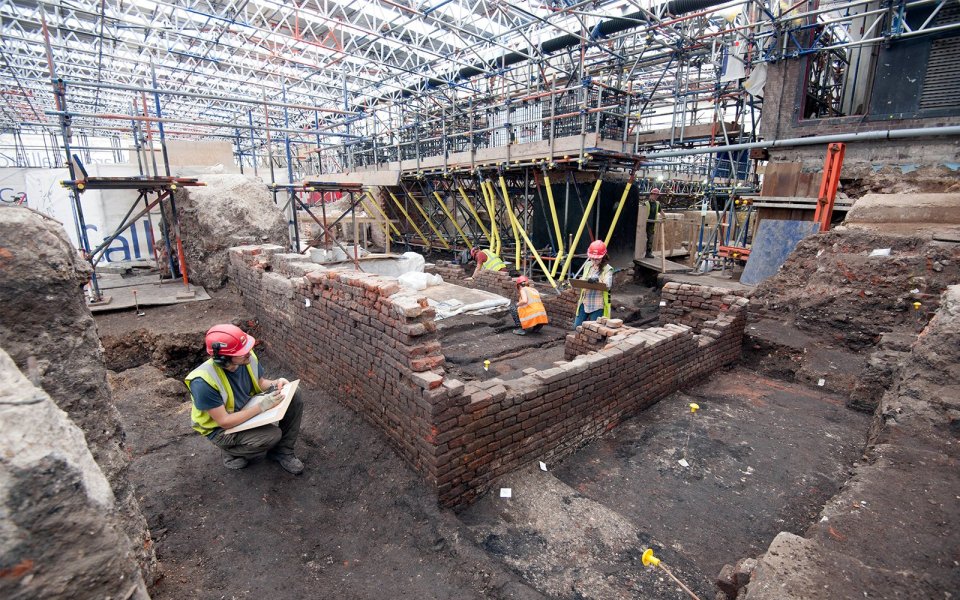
[633,256,692,273]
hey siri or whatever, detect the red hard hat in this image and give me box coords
[205,324,255,357]
[587,240,607,259]
[515,275,529,286]
[470,247,480,259]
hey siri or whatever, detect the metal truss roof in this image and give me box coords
[5,0,954,167]
[0,0,677,142]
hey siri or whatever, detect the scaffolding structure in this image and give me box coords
[1,0,958,276]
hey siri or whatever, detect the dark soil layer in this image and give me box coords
[98,284,872,599]
[98,289,542,600]
[551,368,870,582]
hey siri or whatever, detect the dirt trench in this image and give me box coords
[97,290,543,600]
[96,269,888,600]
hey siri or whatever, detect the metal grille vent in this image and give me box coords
[920,5,960,111]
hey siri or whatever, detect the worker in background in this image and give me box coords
[574,240,614,327]
[466,246,507,279]
[510,275,549,336]
[185,324,304,474]
[644,187,661,258]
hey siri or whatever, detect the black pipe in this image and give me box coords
[380,0,728,104]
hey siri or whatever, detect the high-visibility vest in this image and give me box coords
[647,199,660,223]
[517,287,549,329]
[480,248,507,271]
[185,352,262,436]
[577,263,614,318]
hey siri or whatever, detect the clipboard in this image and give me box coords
[224,379,300,434]
[569,279,609,291]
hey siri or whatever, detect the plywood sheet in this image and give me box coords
[761,163,801,197]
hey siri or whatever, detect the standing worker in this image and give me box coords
[467,246,507,279]
[185,324,305,474]
[574,240,614,327]
[643,187,661,258]
[510,275,549,336]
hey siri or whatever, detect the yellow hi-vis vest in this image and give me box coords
[517,287,549,329]
[577,263,614,319]
[480,249,507,271]
[185,352,262,436]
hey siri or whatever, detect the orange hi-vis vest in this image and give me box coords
[517,287,549,329]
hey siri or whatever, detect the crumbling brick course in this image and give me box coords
[231,250,748,508]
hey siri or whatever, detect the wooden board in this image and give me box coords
[633,257,692,274]
[760,163,802,197]
[224,379,300,434]
[569,279,610,291]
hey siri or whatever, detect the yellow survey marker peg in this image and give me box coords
[483,359,490,372]
[642,548,702,600]
[912,301,922,310]
[689,403,700,414]
[642,549,660,567]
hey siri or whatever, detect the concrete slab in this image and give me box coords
[89,272,210,313]
[844,192,960,238]
[845,192,960,224]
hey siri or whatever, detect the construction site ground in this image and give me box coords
[96,278,877,600]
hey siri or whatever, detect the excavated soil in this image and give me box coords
[97,273,885,599]
[97,288,543,600]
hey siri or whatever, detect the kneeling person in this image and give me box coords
[510,276,549,336]
[186,324,304,474]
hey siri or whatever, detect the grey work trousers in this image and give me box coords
[208,389,304,459]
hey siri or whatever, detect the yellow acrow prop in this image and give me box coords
[558,177,603,282]
[497,185,558,290]
[497,176,522,269]
[363,191,402,238]
[542,173,564,278]
[432,190,472,251]
[603,181,633,246]
[405,191,451,250]
[481,180,501,255]
[360,197,391,239]
[457,186,491,240]
[387,190,431,248]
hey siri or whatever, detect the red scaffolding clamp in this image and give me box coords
[814,142,846,232]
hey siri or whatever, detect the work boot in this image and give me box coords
[512,328,527,336]
[645,251,655,258]
[269,452,304,475]
[223,455,249,470]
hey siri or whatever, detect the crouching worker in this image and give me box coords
[467,246,507,280]
[186,324,304,474]
[510,275,549,336]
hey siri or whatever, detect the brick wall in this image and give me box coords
[760,58,960,178]
[231,247,748,508]
[658,283,749,335]
[563,317,625,360]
